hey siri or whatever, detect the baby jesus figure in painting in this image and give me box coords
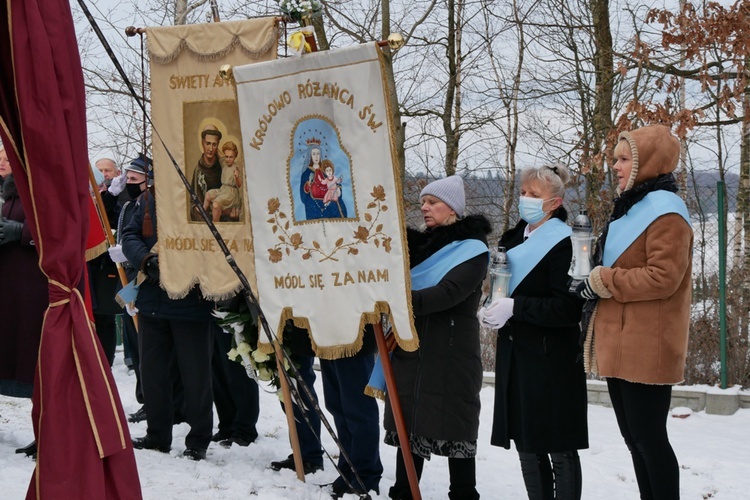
[320,159,342,207]
[203,141,243,222]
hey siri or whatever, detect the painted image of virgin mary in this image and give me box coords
[299,141,348,220]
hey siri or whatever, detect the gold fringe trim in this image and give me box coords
[161,272,245,302]
[85,240,107,262]
[364,385,386,401]
[261,301,419,360]
[148,27,280,65]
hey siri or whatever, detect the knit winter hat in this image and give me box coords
[420,175,465,218]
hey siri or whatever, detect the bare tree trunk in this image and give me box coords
[380,0,406,182]
[442,0,461,176]
[738,60,750,340]
[500,0,525,234]
[313,15,329,51]
[174,0,209,25]
[587,0,614,227]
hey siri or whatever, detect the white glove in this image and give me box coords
[108,244,128,263]
[480,298,514,329]
[109,171,127,196]
[125,303,139,317]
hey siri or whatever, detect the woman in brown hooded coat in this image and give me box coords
[576,124,693,499]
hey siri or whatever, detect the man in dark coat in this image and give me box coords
[107,154,151,422]
[121,177,214,461]
[88,158,126,367]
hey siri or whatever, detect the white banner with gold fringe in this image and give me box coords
[234,43,417,359]
[146,18,278,300]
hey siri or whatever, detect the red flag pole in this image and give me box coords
[87,166,138,330]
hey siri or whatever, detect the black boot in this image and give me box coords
[15,440,37,457]
[447,457,480,500]
[519,452,554,500]
[550,451,582,500]
[388,449,424,499]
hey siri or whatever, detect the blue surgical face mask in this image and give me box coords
[519,196,551,225]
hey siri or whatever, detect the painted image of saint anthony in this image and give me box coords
[299,143,348,220]
[191,124,224,221]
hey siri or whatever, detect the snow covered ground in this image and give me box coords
[1,350,749,499]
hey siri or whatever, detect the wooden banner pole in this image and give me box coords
[274,341,306,482]
[87,166,138,331]
[373,321,421,500]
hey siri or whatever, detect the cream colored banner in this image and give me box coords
[234,43,417,359]
[147,18,278,299]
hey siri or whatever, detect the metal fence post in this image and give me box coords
[718,180,727,389]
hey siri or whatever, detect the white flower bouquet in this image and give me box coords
[213,300,292,392]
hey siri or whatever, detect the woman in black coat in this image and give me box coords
[0,146,48,456]
[480,165,588,500]
[384,175,491,500]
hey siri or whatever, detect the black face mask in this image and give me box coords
[126,182,145,199]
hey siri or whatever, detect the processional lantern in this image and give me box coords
[486,246,511,304]
[568,209,594,291]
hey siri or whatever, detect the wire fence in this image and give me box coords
[402,175,750,388]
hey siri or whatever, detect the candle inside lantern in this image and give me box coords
[487,246,512,304]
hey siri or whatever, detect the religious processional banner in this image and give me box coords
[234,43,418,359]
[147,18,278,299]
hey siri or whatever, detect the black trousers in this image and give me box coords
[390,448,478,500]
[211,324,260,442]
[518,451,582,500]
[139,315,213,450]
[93,313,117,367]
[320,349,383,492]
[607,378,679,500]
[122,313,143,403]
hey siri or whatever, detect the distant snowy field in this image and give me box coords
[2,350,749,499]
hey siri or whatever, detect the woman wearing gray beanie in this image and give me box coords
[383,175,491,500]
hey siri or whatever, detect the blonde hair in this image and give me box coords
[613,138,631,157]
[519,164,570,199]
[222,141,239,156]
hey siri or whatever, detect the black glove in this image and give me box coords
[0,217,23,245]
[575,278,598,300]
[144,255,160,284]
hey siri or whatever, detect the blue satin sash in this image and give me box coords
[507,218,572,295]
[410,239,489,291]
[603,191,691,267]
[366,238,489,399]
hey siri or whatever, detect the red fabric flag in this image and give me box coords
[87,192,108,262]
[0,1,141,499]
